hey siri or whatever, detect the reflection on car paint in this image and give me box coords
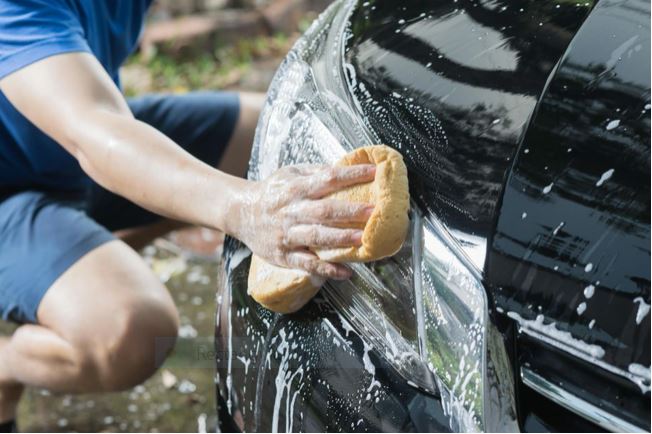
[344,0,594,244]
[216,0,650,431]
[217,238,457,432]
[488,0,650,426]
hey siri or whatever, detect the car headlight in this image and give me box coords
[248,0,516,431]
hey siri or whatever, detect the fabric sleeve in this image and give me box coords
[0,0,91,79]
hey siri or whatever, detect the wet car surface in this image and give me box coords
[215,0,650,431]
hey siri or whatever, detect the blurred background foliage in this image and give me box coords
[122,32,294,96]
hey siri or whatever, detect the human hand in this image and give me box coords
[231,164,376,279]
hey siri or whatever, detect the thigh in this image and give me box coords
[216,91,264,177]
[36,239,177,350]
[86,91,241,232]
[0,191,114,324]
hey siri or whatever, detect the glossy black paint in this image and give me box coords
[345,0,593,237]
[216,0,650,431]
[487,0,650,428]
[215,239,451,432]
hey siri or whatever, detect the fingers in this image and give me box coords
[304,164,376,198]
[286,251,351,280]
[287,199,374,225]
[285,164,327,176]
[285,225,363,248]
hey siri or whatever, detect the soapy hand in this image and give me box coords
[231,164,376,279]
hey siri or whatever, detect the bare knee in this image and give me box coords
[75,296,179,392]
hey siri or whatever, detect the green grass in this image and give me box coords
[123,33,292,96]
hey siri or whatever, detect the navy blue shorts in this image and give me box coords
[0,91,240,324]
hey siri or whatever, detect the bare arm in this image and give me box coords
[1,52,240,230]
[0,52,375,278]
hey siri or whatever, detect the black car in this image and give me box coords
[215,0,650,431]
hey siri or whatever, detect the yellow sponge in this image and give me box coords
[247,145,410,313]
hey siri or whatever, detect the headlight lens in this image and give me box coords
[248,1,515,431]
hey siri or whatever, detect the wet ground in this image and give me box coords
[1,239,222,432]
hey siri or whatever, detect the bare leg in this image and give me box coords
[0,240,179,421]
[218,91,265,177]
[0,372,21,424]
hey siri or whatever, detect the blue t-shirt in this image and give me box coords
[0,0,153,191]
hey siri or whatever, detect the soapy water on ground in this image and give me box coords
[0,236,222,432]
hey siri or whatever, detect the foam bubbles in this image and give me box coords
[605,119,620,130]
[595,168,614,187]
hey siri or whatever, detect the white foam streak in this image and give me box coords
[507,311,605,359]
[633,297,650,325]
[595,168,614,186]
